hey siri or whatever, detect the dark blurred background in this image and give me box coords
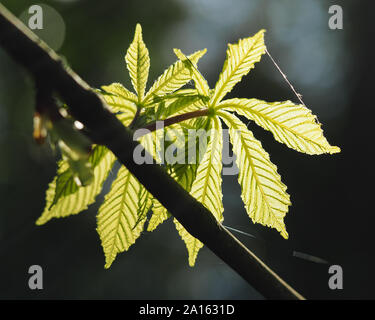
[0,0,374,299]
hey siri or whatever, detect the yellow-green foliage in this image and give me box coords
[39,24,340,268]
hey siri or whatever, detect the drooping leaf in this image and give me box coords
[218,110,290,239]
[45,98,137,210]
[218,98,340,155]
[50,119,92,160]
[36,146,116,225]
[96,165,150,268]
[65,157,94,187]
[175,117,223,266]
[210,30,266,106]
[144,49,206,103]
[51,145,107,206]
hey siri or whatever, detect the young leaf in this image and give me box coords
[144,49,206,103]
[125,24,150,101]
[51,119,92,160]
[218,98,340,155]
[96,165,150,268]
[210,30,266,106]
[175,117,224,266]
[218,110,290,239]
[173,48,210,97]
[51,145,107,206]
[101,84,138,124]
[100,93,137,125]
[36,147,116,225]
[65,157,94,187]
[101,83,138,103]
[44,96,137,211]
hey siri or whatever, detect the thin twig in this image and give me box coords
[140,109,209,134]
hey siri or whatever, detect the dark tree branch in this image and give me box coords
[0,4,304,300]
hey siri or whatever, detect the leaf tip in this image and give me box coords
[192,49,207,68]
[281,229,289,239]
[258,29,266,35]
[35,212,50,226]
[329,146,341,154]
[251,29,266,42]
[135,23,142,33]
[35,218,44,226]
[104,255,115,269]
[188,256,197,267]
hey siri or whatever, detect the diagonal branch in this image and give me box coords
[0,3,304,300]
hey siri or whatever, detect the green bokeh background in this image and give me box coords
[0,0,373,299]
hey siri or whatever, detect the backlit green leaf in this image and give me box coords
[218,110,290,238]
[51,145,107,206]
[211,30,266,106]
[175,116,223,266]
[125,24,150,101]
[218,98,340,155]
[37,146,116,225]
[101,83,138,110]
[173,48,210,97]
[97,165,150,268]
[144,49,206,103]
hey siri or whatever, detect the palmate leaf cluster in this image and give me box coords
[38,24,340,267]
